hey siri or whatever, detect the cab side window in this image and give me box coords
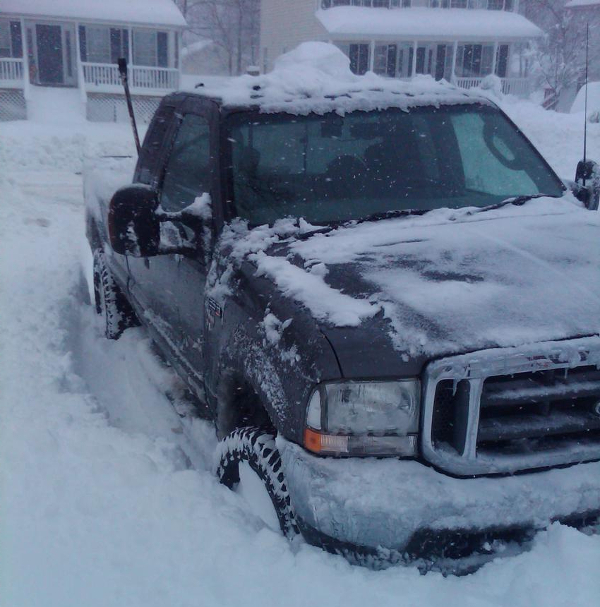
[161,113,211,212]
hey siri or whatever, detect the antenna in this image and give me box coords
[583,23,589,166]
[118,58,141,155]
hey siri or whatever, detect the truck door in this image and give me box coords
[127,100,181,350]
[156,109,214,385]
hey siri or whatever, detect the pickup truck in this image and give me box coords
[85,44,600,571]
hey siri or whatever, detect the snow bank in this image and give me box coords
[571,82,600,122]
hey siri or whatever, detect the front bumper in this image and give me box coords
[278,438,600,564]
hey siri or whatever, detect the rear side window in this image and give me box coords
[135,102,176,186]
[160,113,211,212]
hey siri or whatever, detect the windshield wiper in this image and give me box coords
[483,193,553,212]
[354,208,429,225]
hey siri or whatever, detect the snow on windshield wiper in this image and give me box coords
[485,193,551,211]
[354,208,428,225]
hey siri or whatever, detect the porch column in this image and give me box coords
[19,17,32,119]
[74,22,87,110]
[451,40,458,84]
[369,40,375,73]
[411,40,417,77]
[128,27,133,65]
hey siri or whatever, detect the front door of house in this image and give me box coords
[36,24,63,84]
[32,23,77,86]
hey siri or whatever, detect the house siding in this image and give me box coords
[260,0,328,71]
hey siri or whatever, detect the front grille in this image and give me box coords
[422,337,600,476]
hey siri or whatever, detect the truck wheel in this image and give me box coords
[215,427,299,539]
[93,249,138,340]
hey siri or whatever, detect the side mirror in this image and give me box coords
[108,185,161,257]
[574,159,600,210]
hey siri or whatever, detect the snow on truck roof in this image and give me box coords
[316,7,543,41]
[1,0,187,28]
[185,43,490,115]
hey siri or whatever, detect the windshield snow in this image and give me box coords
[227,104,564,225]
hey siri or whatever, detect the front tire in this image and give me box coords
[93,249,138,340]
[215,427,299,539]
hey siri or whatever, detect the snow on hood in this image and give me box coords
[229,197,600,359]
[187,42,487,115]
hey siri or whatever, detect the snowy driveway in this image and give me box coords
[1,104,599,607]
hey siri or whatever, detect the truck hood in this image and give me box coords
[249,197,600,377]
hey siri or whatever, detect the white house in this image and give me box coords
[0,0,186,122]
[260,0,542,96]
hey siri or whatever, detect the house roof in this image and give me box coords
[565,0,600,7]
[316,7,543,42]
[0,0,187,28]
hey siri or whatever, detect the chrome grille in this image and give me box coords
[421,337,600,476]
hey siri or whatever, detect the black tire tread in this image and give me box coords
[215,426,299,538]
[93,249,138,339]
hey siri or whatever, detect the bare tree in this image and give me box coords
[521,0,597,106]
[176,0,260,75]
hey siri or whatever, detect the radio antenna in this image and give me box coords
[583,23,589,169]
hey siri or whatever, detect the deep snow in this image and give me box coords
[1,95,600,606]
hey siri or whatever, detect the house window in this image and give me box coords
[133,29,169,67]
[0,20,22,59]
[0,21,11,58]
[349,43,370,75]
[86,26,111,63]
[374,44,397,77]
[397,42,414,78]
[456,44,495,77]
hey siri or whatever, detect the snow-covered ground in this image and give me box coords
[1,95,599,607]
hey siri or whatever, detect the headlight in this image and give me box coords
[304,380,420,457]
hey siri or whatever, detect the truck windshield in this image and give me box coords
[226,104,564,225]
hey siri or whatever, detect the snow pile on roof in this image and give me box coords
[1,0,187,27]
[190,42,485,114]
[566,0,600,7]
[317,7,542,41]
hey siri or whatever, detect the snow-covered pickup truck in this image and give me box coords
[85,44,600,571]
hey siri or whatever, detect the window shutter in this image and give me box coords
[79,26,87,62]
[10,22,23,58]
[157,31,168,67]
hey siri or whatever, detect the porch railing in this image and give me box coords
[453,76,531,97]
[82,63,179,92]
[0,58,24,87]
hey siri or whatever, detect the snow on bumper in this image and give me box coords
[278,438,600,552]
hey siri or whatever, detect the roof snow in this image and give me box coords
[316,7,542,41]
[565,0,600,6]
[0,0,187,28]
[186,42,489,115]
